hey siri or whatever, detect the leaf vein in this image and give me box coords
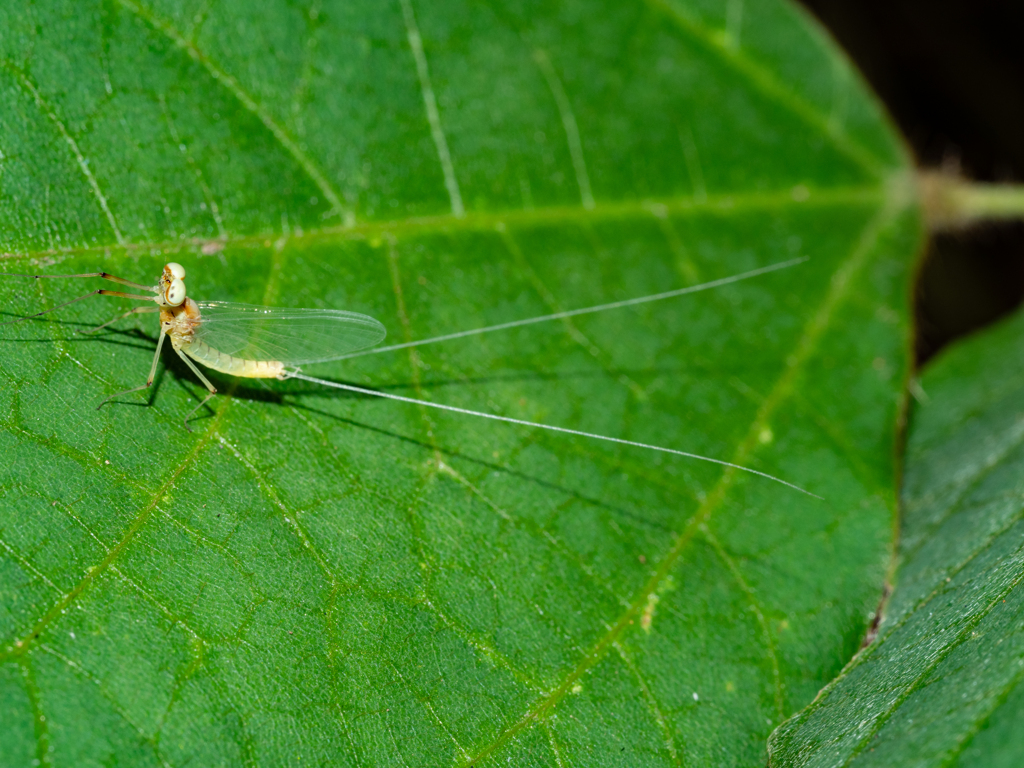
[533,49,595,211]
[1,186,882,262]
[703,525,785,721]
[839,526,1024,766]
[902,415,1024,563]
[38,643,169,758]
[644,0,886,176]
[499,226,646,399]
[21,659,53,768]
[615,641,684,766]
[938,646,1024,767]
[0,404,229,663]
[115,0,350,223]
[437,461,633,610]
[1,62,125,245]
[398,0,465,218]
[0,534,62,594]
[387,658,472,762]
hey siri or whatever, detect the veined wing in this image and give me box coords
[193,301,386,365]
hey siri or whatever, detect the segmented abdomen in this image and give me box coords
[182,340,285,379]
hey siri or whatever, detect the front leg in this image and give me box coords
[79,306,160,335]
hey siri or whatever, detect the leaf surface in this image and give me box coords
[0,1,919,765]
[768,300,1024,766]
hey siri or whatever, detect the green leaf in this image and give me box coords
[0,1,919,765]
[768,305,1024,766]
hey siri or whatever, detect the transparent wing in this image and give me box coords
[193,301,386,366]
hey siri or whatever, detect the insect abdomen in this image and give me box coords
[183,340,285,379]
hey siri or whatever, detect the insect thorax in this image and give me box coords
[161,298,202,349]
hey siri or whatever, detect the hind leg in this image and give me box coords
[175,349,218,432]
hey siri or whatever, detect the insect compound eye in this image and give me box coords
[166,262,186,280]
[165,278,187,306]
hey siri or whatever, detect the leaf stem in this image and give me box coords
[919,171,1024,230]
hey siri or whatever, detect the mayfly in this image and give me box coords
[0,258,816,496]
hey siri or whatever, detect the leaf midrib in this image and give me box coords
[1,186,886,262]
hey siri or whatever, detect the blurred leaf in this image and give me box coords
[768,305,1024,767]
[0,1,919,765]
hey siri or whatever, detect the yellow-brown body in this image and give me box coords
[162,297,285,379]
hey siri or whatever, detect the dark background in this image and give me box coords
[798,0,1024,364]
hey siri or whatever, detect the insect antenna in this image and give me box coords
[0,270,159,326]
[0,270,156,291]
[0,289,157,326]
[284,372,821,499]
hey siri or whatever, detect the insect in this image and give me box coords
[0,258,815,496]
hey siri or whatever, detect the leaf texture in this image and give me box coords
[768,305,1024,768]
[0,1,919,765]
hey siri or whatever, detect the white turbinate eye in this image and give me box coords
[165,278,186,306]
[167,262,186,280]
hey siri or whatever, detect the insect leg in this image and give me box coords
[0,270,156,291]
[175,349,218,432]
[79,306,161,335]
[97,330,167,410]
[0,289,157,326]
